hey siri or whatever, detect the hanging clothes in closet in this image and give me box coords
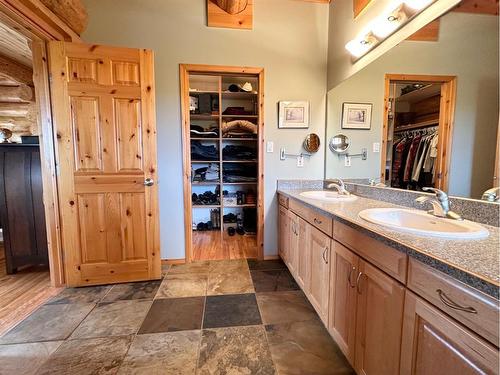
[391,128,438,190]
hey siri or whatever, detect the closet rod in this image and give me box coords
[394,120,438,133]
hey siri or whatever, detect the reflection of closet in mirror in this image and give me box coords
[381,74,457,192]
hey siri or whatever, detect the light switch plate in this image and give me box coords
[344,156,351,167]
[297,155,304,167]
[266,141,274,153]
[373,142,380,153]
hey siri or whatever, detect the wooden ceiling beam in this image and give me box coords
[0,54,33,85]
[453,0,498,15]
[0,84,34,102]
[39,0,88,34]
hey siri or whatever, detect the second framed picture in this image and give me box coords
[341,102,372,130]
[278,101,310,129]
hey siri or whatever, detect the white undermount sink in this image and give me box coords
[299,190,358,202]
[359,208,489,240]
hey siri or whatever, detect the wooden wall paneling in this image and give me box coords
[47,41,80,286]
[0,54,33,85]
[0,84,34,102]
[257,67,264,260]
[139,48,161,279]
[0,0,81,41]
[407,19,440,42]
[38,0,88,34]
[31,41,64,286]
[0,21,33,66]
[353,0,372,17]
[453,0,499,15]
[494,118,499,187]
[207,0,253,30]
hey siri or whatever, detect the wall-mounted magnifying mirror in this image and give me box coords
[329,134,350,153]
[303,133,321,153]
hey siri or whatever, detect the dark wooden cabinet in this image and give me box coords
[0,144,48,273]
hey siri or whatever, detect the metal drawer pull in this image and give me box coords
[314,218,322,225]
[347,266,356,288]
[436,289,478,314]
[356,272,365,294]
[322,247,329,264]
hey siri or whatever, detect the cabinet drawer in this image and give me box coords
[333,220,407,283]
[278,194,289,208]
[408,259,499,347]
[289,199,333,236]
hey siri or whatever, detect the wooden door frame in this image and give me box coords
[0,4,80,286]
[380,73,457,191]
[180,63,265,262]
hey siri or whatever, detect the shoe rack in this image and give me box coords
[180,64,264,262]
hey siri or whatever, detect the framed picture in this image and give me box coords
[341,103,372,130]
[278,101,309,129]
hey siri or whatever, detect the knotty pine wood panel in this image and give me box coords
[77,193,107,263]
[115,98,143,172]
[112,61,140,86]
[68,57,97,83]
[70,96,102,172]
[120,192,147,261]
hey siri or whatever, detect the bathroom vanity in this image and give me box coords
[277,188,499,375]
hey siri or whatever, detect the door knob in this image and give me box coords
[144,178,154,186]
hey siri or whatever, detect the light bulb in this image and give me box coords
[345,34,378,58]
[371,7,408,38]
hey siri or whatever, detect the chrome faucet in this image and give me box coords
[369,178,386,187]
[481,187,500,202]
[416,187,463,221]
[327,178,350,195]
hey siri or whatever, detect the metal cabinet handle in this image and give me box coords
[347,266,356,288]
[314,218,322,225]
[144,178,154,186]
[356,272,365,294]
[436,289,478,314]
[322,247,329,264]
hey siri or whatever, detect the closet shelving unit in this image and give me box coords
[180,65,264,262]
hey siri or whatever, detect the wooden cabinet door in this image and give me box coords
[328,240,358,366]
[278,205,289,263]
[355,259,405,375]
[296,217,310,290]
[48,42,160,286]
[401,291,499,375]
[287,211,299,277]
[308,225,331,324]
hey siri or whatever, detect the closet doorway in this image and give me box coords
[180,64,264,262]
[380,74,457,191]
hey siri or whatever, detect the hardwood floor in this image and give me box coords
[192,230,257,261]
[0,266,62,336]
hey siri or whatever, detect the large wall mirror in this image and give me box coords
[325,1,499,201]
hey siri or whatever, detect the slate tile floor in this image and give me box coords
[0,259,354,375]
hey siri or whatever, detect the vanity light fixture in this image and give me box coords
[345,33,378,58]
[372,5,408,38]
[345,0,436,59]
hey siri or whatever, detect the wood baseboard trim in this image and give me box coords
[161,259,186,265]
[264,255,280,260]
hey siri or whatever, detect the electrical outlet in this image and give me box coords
[373,142,380,153]
[266,141,274,153]
[280,148,286,160]
[297,155,304,167]
[344,155,351,167]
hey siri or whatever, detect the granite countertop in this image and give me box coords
[278,188,500,300]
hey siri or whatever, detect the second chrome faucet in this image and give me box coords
[416,187,463,221]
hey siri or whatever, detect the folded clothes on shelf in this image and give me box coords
[190,124,218,138]
[222,145,256,160]
[191,141,218,161]
[222,107,253,116]
[222,120,257,137]
[223,163,257,183]
[192,163,219,182]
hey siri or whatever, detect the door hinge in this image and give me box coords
[49,73,53,83]
[55,164,61,176]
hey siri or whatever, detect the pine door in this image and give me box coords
[48,42,160,287]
